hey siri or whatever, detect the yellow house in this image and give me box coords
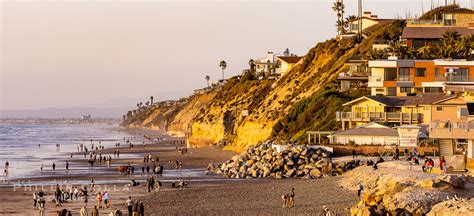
[276,56,302,75]
[336,93,455,130]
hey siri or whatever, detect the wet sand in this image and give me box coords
[0,129,358,215]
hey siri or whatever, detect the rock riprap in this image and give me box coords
[343,165,472,216]
[208,143,360,179]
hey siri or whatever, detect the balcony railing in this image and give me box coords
[429,121,474,139]
[336,112,423,123]
[397,75,413,82]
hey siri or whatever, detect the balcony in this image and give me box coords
[429,121,474,139]
[336,112,423,124]
[368,75,383,87]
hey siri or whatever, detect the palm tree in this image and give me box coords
[205,75,210,87]
[418,46,437,59]
[248,59,255,72]
[365,49,388,60]
[439,30,462,59]
[345,14,357,31]
[388,41,413,59]
[219,60,227,80]
[454,34,473,59]
[150,96,154,105]
[332,0,345,35]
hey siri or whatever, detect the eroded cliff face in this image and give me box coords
[122,20,404,152]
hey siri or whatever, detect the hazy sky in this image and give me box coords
[1,0,472,111]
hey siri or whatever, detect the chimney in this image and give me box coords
[267,52,275,63]
[363,11,371,18]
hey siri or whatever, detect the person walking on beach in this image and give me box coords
[91,205,99,216]
[288,188,295,208]
[126,196,133,216]
[96,192,102,208]
[138,202,144,216]
[80,205,88,216]
[440,156,447,175]
[66,161,69,173]
[52,162,56,171]
[33,191,38,208]
[38,192,46,216]
[40,164,43,173]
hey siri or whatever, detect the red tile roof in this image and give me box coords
[277,56,303,64]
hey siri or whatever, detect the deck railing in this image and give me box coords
[336,112,423,123]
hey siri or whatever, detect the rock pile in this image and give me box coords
[428,198,474,216]
[345,165,471,215]
[208,143,360,179]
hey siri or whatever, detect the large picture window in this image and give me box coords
[384,68,397,81]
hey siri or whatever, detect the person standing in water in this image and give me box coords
[52,163,56,171]
[4,161,9,176]
[65,161,69,173]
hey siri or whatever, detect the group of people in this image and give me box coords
[126,196,145,216]
[3,161,9,176]
[281,188,295,208]
[50,184,90,206]
[422,157,435,173]
[146,176,162,192]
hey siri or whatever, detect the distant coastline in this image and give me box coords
[0,118,121,125]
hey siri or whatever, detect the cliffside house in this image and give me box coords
[255,52,277,76]
[368,59,474,96]
[328,122,425,146]
[402,8,474,49]
[429,94,474,172]
[335,93,456,130]
[338,56,369,92]
[276,56,303,75]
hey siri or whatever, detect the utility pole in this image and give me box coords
[358,0,362,38]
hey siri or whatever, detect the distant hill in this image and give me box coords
[0,107,129,119]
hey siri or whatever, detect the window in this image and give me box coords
[350,24,359,31]
[435,68,441,77]
[425,87,442,93]
[458,107,469,117]
[387,87,397,96]
[398,68,411,81]
[415,87,423,93]
[415,68,426,77]
[448,68,469,82]
[400,87,411,93]
[384,68,397,81]
[375,88,384,92]
[436,107,443,111]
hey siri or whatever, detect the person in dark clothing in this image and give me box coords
[52,163,56,171]
[139,202,145,216]
[288,188,295,207]
[351,149,357,159]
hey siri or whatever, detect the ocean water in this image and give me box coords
[0,123,129,180]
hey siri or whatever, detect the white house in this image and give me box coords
[255,52,277,75]
[329,122,426,146]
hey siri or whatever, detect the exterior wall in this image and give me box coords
[332,135,398,145]
[431,105,465,123]
[348,18,380,34]
[455,13,474,27]
[278,62,292,74]
[350,100,385,113]
[369,60,474,96]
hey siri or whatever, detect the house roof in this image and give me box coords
[331,122,399,137]
[343,93,455,107]
[441,7,474,14]
[401,27,474,39]
[277,56,303,64]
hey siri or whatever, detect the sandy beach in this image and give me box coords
[0,128,358,215]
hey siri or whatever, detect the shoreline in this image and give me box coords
[0,127,360,215]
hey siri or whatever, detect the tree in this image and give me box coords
[365,48,388,60]
[388,41,413,59]
[219,60,227,80]
[248,59,255,72]
[150,96,154,105]
[205,75,210,87]
[418,46,438,59]
[332,0,345,35]
[438,30,461,59]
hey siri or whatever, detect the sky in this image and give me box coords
[1,0,473,112]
